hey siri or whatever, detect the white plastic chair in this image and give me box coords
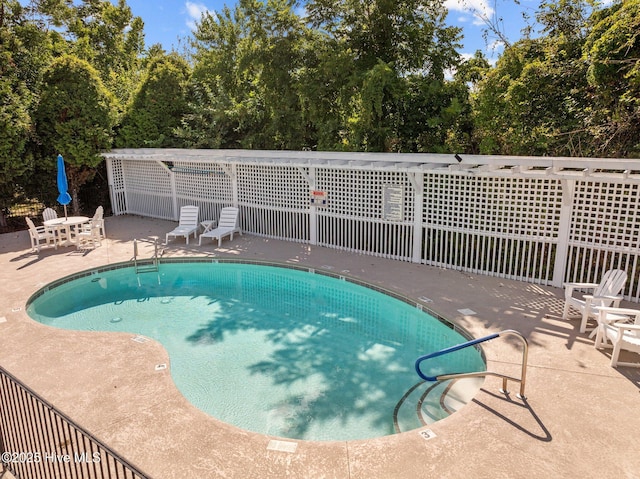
[26,217,57,253]
[89,205,105,239]
[594,307,640,368]
[198,207,241,246]
[562,269,627,333]
[42,207,58,222]
[166,205,199,244]
[77,206,105,250]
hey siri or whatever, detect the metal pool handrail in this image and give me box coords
[415,329,529,399]
[133,236,161,273]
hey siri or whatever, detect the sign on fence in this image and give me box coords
[383,185,404,221]
[310,190,327,206]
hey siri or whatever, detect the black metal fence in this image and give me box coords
[0,365,150,479]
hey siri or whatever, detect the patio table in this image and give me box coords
[44,216,89,247]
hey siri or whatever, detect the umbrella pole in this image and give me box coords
[64,204,68,220]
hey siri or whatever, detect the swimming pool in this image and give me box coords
[26,260,485,441]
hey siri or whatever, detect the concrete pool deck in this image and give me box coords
[1,214,639,479]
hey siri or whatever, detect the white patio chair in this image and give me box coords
[198,207,241,247]
[562,269,627,333]
[88,205,105,238]
[42,206,72,244]
[166,205,199,244]
[42,207,58,222]
[77,206,105,250]
[26,217,57,253]
[594,307,640,368]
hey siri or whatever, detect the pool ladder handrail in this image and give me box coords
[415,329,528,399]
[133,236,162,273]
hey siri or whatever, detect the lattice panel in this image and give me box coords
[236,165,309,209]
[172,161,234,221]
[317,169,414,221]
[422,174,562,283]
[570,182,640,248]
[173,161,233,203]
[565,181,640,299]
[107,158,127,215]
[423,174,563,237]
[123,160,171,194]
[108,158,125,191]
[122,160,173,219]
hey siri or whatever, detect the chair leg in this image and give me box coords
[610,341,623,367]
[579,310,591,333]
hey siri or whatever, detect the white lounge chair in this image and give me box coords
[26,217,57,252]
[594,307,640,368]
[562,269,627,333]
[166,205,199,244]
[198,207,241,246]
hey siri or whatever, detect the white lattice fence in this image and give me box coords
[106,158,127,215]
[316,169,415,259]
[566,181,640,300]
[121,160,173,219]
[236,164,310,242]
[104,149,640,301]
[173,162,234,221]
[422,174,563,284]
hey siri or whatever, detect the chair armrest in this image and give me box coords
[612,322,640,331]
[597,307,640,325]
[564,282,598,299]
[563,282,599,290]
[583,294,623,302]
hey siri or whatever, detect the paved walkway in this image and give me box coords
[1,215,639,479]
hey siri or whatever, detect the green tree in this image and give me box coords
[67,0,145,106]
[0,3,32,205]
[0,0,57,224]
[116,53,191,148]
[184,0,312,149]
[472,0,593,156]
[306,0,463,151]
[295,32,355,150]
[583,0,640,157]
[35,55,116,213]
[307,0,459,74]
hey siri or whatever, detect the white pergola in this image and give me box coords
[103,149,640,300]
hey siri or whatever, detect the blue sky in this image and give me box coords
[124,0,539,61]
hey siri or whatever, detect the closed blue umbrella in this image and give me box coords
[57,154,72,219]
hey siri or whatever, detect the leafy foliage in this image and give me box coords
[35,55,116,212]
[116,53,190,148]
[583,0,640,157]
[3,0,640,220]
[0,1,37,208]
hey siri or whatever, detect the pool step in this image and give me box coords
[136,262,159,273]
[393,377,484,434]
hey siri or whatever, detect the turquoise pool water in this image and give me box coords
[27,261,485,441]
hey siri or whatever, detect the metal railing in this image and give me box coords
[0,365,151,479]
[133,236,161,273]
[415,329,529,399]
